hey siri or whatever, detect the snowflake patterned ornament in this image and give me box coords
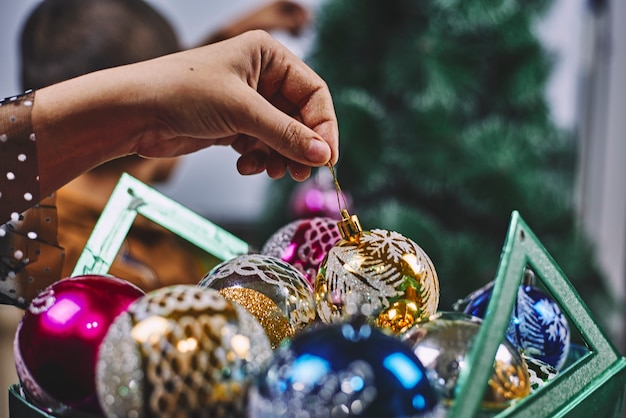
[199,254,316,349]
[523,355,558,392]
[458,269,570,370]
[261,217,342,286]
[315,210,439,334]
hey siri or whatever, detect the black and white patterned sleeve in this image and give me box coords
[0,91,64,308]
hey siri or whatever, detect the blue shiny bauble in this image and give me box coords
[462,282,570,370]
[248,319,440,418]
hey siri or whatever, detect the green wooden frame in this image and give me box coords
[72,173,249,277]
[449,211,626,417]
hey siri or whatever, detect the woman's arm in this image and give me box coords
[0,30,338,307]
[32,30,338,202]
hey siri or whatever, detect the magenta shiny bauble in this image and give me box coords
[261,217,342,285]
[14,275,144,417]
[288,169,350,219]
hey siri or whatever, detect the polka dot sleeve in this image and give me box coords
[0,91,64,308]
[0,90,39,221]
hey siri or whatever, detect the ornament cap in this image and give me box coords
[337,209,362,239]
[522,268,536,286]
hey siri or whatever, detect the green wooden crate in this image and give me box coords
[9,174,626,417]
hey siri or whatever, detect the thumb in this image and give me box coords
[237,90,335,167]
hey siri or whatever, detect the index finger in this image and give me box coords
[256,37,339,164]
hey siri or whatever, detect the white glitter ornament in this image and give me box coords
[199,254,316,349]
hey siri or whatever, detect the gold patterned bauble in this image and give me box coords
[95,285,272,418]
[400,311,531,411]
[199,254,316,349]
[315,211,439,333]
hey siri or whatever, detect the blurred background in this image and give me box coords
[0,0,624,416]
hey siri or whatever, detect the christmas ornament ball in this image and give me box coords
[461,276,570,370]
[523,355,558,392]
[289,168,350,219]
[315,213,439,334]
[248,318,441,418]
[14,275,144,416]
[261,217,342,285]
[199,253,316,348]
[96,285,272,418]
[401,312,530,411]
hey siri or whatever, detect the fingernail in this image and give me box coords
[306,139,330,163]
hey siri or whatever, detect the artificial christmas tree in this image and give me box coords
[262,0,611,322]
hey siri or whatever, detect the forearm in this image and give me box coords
[4,31,337,215]
[33,63,153,198]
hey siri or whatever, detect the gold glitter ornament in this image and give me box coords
[315,209,439,333]
[95,285,272,418]
[219,287,291,349]
[199,254,316,348]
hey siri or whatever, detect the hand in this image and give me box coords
[141,30,338,181]
[239,0,311,36]
[33,30,339,196]
[202,1,311,44]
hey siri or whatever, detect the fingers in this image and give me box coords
[157,31,338,181]
[266,152,288,179]
[206,31,338,168]
[242,105,332,167]
[252,32,339,164]
[225,31,338,179]
[236,149,267,175]
[287,160,311,181]
[224,31,339,166]
[233,136,312,181]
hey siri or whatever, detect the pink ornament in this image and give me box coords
[289,168,350,219]
[14,275,144,416]
[261,217,342,285]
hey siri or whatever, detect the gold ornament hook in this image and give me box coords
[327,163,362,239]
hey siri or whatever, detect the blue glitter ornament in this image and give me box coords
[248,318,441,418]
[457,269,570,370]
